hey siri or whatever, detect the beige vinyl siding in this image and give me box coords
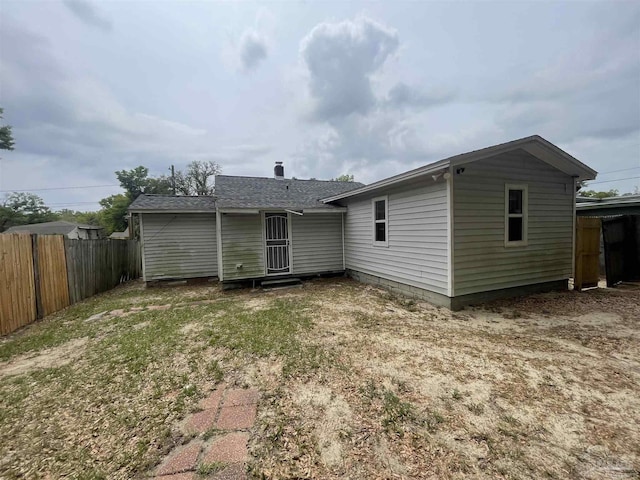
[142,213,217,280]
[453,149,574,296]
[220,213,265,280]
[291,213,344,275]
[342,179,449,295]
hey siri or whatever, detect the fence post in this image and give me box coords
[31,234,44,319]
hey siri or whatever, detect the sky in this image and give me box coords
[0,0,639,212]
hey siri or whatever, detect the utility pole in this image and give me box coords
[170,165,176,195]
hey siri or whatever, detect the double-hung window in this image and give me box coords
[373,196,388,247]
[505,184,528,246]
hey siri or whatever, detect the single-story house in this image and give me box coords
[3,220,104,239]
[129,135,597,309]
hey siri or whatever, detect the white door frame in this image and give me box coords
[262,211,293,276]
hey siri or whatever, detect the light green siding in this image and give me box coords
[341,179,449,295]
[453,149,574,296]
[291,213,344,275]
[141,213,217,281]
[220,213,265,280]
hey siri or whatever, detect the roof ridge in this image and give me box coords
[216,174,363,184]
[139,194,214,198]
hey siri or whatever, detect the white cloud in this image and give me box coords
[300,17,399,120]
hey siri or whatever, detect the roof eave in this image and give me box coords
[322,136,597,203]
[217,206,346,213]
[577,200,640,209]
[321,161,450,203]
[129,209,216,214]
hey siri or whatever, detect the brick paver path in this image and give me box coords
[152,384,259,480]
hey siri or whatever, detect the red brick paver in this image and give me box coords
[183,408,217,434]
[156,441,202,476]
[202,432,249,464]
[216,404,257,430]
[153,473,196,480]
[153,387,258,478]
[223,388,260,407]
[199,387,225,411]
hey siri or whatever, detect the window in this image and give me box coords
[505,184,528,246]
[373,196,388,246]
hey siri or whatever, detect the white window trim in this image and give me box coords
[372,195,389,247]
[505,184,528,247]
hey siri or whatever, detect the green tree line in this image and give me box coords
[1,161,221,234]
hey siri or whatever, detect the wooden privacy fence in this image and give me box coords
[0,234,141,336]
[574,217,601,291]
[65,238,141,304]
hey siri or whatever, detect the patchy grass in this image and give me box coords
[1,278,639,479]
[196,461,225,476]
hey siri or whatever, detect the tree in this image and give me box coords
[115,166,172,200]
[579,188,619,199]
[99,194,130,234]
[56,208,103,226]
[331,174,355,182]
[174,160,220,195]
[0,107,15,151]
[0,192,57,231]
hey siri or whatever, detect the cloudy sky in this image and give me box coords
[1,0,639,211]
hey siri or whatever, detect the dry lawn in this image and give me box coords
[0,278,638,479]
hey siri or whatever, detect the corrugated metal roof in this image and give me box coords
[577,195,640,210]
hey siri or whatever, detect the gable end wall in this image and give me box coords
[453,149,574,296]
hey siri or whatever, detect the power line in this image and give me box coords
[597,166,640,175]
[0,184,119,193]
[48,201,102,205]
[587,176,640,185]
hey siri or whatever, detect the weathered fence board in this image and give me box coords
[574,217,601,291]
[1,235,141,336]
[65,238,141,304]
[0,234,37,335]
[37,235,71,317]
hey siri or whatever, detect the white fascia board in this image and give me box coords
[322,135,598,204]
[128,209,215,214]
[321,162,450,203]
[218,208,261,214]
[302,208,347,213]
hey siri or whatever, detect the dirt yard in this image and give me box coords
[0,278,638,479]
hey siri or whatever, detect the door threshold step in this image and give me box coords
[261,278,303,290]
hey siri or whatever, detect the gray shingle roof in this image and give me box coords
[4,221,102,235]
[128,195,216,212]
[214,175,364,210]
